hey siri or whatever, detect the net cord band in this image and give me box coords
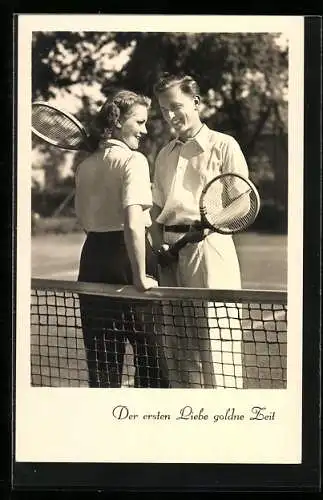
[31,278,287,304]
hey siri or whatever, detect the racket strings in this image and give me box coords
[202,176,259,233]
[32,106,86,149]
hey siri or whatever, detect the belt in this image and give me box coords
[164,224,193,233]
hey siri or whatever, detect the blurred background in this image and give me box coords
[31,31,288,290]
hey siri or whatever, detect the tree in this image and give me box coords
[32,31,120,101]
[111,32,287,156]
[32,31,288,221]
[32,32,288,150]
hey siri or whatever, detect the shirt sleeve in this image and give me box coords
[121,152,153,209]
[221,136,250,201]
[151,149,164,208]
[222,136,249,178]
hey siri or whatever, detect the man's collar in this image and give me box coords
[171,124,209,152]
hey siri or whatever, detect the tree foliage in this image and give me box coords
[32,31,288,139]
[108,32,288,160]
[32,32,120,100]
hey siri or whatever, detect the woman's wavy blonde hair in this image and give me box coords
[90,90,151,147]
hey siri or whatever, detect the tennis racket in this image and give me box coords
[32,101,94,152]
[158,173,260,266]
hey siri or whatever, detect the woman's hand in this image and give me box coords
[134,276,158,292]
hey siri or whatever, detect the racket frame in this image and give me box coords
[199,172,261,235]
[31,101,92,152]
[163,173,261,260]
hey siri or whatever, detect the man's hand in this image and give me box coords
[156,226,209,268]
[156,244,179,268]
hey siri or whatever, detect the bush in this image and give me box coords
[32,189,75,217]
[252,200,287,234]
[32,216,82,235]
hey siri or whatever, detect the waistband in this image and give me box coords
[86,230,151,241]
[87,229,150,235]
[87,230,123,235]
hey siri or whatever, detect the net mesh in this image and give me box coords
[32,104,86,149]
[202,174,260,233]
[30,279,287,389]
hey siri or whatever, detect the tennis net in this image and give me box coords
[30,278,287,389]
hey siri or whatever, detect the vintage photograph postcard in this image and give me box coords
[12,14,318,488]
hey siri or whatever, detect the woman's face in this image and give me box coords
[119,104,148,150]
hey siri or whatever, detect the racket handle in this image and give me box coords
[168,234,191,256]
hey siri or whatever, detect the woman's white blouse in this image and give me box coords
[75,139,152,232]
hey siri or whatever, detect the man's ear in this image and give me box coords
[194,95,201,108]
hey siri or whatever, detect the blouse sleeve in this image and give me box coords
[121,152,153,210]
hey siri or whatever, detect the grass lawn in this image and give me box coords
[32,231,287,290]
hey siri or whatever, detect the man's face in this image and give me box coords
[157,85,199,139]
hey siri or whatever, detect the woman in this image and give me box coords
[75,90,168,388]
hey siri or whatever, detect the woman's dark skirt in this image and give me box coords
[78,231,169,388]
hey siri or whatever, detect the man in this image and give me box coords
[150,73,250,389]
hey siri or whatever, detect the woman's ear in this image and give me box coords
[115,121,122,129]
